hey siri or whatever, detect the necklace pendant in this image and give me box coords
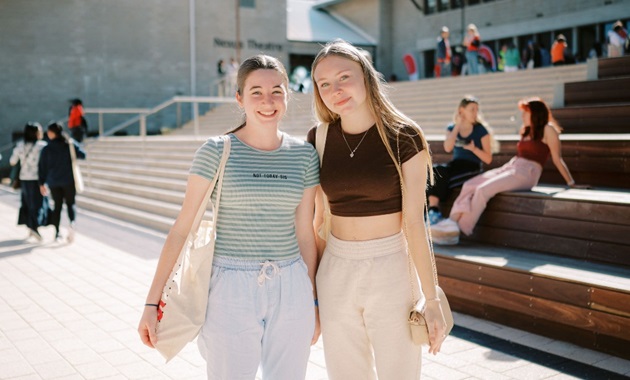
[350,152,354,158]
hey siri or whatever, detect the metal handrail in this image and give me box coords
[85,95,236,139]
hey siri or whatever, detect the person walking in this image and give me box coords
[504,42,521,72]
[38,122,86,243]
[68,98,86,142]
[9,122,49,241]
[607,20,628,57]
[551,35,568,66]
[427,96,494,244]
[433,98,577,238]
[138,54,320,379]
[463,24,481,75]
[436,26,452,77]
[307,39,448,380]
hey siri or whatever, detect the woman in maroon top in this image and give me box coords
[436,98,576,237]
[307,39,447,379]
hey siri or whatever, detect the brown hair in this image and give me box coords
[518,97,561,140]
[311,39,433,184]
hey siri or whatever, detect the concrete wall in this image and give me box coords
[0,0,287,168]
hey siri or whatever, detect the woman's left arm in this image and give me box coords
[544,125,575,186]
[295,185,321,344]
[402,150,447,354]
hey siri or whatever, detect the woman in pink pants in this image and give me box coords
[433,97,577,238]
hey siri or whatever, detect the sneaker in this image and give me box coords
[427,209,443,225]
[29,229,43,242]
[67,224,75,243]
[430,218,460,245]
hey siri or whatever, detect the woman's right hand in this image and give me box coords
[138,306,159,348]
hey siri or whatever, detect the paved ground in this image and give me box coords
[1,187,629,379]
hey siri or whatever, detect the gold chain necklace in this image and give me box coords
[341,128,370,158]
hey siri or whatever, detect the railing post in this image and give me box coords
[193,102,200,137]
[98,113,104,139]
[176,102,182,129]
[140,114,147,139]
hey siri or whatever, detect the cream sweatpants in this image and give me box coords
[449,156,542,235]
[316,232,422,380]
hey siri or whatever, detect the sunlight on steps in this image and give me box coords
[172,64,587,138]
[77,64,589,232]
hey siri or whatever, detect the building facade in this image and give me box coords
[1,0,629,171]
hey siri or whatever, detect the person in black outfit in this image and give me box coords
[39,122,86,242]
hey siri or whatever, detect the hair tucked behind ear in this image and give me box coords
[311,39,433,185]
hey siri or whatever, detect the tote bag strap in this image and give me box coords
[68,139,78,163]
[190,135,231,234]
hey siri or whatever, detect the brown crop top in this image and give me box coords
[306,120,425,217]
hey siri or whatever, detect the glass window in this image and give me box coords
[425,0,437,14]
[240,0,255,8]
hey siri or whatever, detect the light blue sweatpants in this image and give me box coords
[198,255,315,380]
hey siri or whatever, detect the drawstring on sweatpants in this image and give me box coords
[257,261,281,286]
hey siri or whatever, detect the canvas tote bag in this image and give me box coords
[68,139,84,194]
[154,135,231,362]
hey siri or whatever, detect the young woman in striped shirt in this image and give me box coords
[139,55,320,379]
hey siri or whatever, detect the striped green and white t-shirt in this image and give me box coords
[190,133,320,260]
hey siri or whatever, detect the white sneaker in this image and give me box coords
[67,224,75,243]
[430,218,460,245]
[29,229,43,242]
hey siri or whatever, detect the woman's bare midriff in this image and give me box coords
[331,212,403,241]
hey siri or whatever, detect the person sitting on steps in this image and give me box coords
[427,96,495,245]
[432,97,578,243]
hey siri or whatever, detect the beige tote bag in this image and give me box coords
[68,139,84,194]
[154,136,231,362]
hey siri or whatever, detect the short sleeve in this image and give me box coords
[306,125,317,147]
[189,137,223,182]
[396,125,425,164]
[303,145,320,188]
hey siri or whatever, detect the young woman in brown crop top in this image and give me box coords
[307,39,448,379]
[435,97,577,237]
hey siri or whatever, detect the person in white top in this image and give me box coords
[9,122,48,241]
[608,20,628,57]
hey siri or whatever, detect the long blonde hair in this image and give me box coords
[454,95,499,153]
[311,39,433,184]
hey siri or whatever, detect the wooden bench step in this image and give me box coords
[598,56,630,79]
[564,77,630,106]
[552,105,630,134]
[435,242,630,359]
[460,186,630,266]
[429,135,630,189]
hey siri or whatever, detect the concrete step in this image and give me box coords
[81,187,182,220]
[79,162,189,181]
[76,195,174,233]
[82,156,191,171]
[83,169,187,191]
[88,178,185,204]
